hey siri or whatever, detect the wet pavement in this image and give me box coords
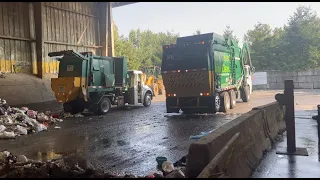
[252,110,320,178]
[1,89,320,176]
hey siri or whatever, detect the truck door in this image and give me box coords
[137,73,142,103]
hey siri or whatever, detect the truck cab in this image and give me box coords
[126,70,153,106]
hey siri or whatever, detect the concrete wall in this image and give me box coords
[267,69,320,89]
[186,102,286,178]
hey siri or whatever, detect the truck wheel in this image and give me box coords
[63,102,72,113]
[214,94,220,113]
[229,90,236,109]
[97,97,111,115]
[143,92,152,107]
[220,92,230,113]
[241,85,250,102]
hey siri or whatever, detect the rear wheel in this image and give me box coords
[220,92,230,113]
[97,97,111,115]
[241,85,250,102]
[214,94,220,113]
[229,90,236,109]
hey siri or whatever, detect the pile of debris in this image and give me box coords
[147,156,187,178]
[0,151,141,178]
[0,98,63,139]
[0,71,6,79]
[0,151,188,178]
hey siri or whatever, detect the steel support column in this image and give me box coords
[34,2,44,78]
[99,2,114,57]
[107,2,114,57]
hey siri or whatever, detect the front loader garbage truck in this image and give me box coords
[49,50,153,115]
[161,33,254,114]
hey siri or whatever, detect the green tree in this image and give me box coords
[194,29,201,35]
[114,26,179,70]
[244,6,320,71]
[223,25,239,42]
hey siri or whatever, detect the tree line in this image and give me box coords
[114,6,320,71]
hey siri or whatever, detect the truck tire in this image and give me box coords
[63,101,84,114]
[214,94,220,113]
[219,92,230,113]
[63,102,73,113]
[229,90,236,109]
[143,92,152,107]
[241,85,250,102]
[97,97,111,115]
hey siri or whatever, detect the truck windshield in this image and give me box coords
[161,44,209,71]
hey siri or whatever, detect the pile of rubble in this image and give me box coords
[0,98,63,139]
[0,150,187,178]
[0,151,141,178]
[0,71,6,79]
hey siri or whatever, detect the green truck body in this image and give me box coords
[49,50,153,115]
[161,33,254,114]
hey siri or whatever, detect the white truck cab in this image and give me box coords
[244,65,253,94]
[127,70,153,107]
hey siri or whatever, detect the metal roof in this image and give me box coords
[112,2,138,8]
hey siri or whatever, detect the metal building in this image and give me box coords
[0,2,115,78]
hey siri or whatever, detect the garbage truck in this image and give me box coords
[161,33,254,114]
[49,50,153,115]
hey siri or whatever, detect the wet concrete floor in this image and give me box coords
[252,110,320,178]
[1,89,320,176]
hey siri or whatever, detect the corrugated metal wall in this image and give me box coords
[0,2,102,74]
[0,2,32,73]
[43,2,100,74]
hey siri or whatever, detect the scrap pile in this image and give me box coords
[0,71,6,79]
[0,98,63,139]
[0,151,188,178]
[0,151,141,178]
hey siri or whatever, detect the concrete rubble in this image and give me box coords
[0,98,63,139]
[0,151,187,178]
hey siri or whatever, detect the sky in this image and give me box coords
[113,2,320,45]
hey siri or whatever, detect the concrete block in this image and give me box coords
[269,83,284,90]
[313,69,320,76]
[294,82,299,88]
[298,70,313,76]
[297,82,313,89]
[296,76,306,83]
[284,71,295,77]
[283,76,294,81]
[186,102,285,178]
[253,84,267,90]
[312,75,320,82]
[305,76,315,83]
[313,82,320,89]
[276,76,284,83]
[268,76,277,83]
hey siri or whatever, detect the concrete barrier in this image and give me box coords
[186,102,286,178]
[0,73,57,105]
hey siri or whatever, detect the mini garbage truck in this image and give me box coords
[161,33,254,114]
[49,50,153,115]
